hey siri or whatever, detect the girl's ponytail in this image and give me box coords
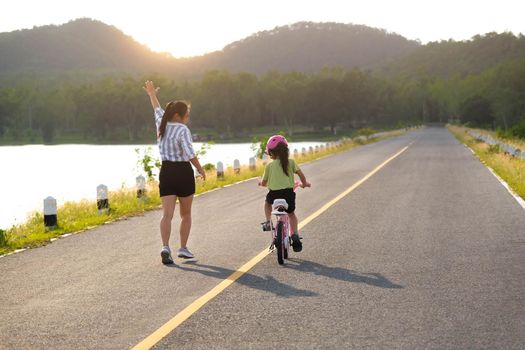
[158,101,188,139]
[271,142,290,176]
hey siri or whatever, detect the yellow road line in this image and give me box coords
[132,144,411,350]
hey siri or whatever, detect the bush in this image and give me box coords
[496,127,510,139]
[0,229,7,247]
[487,144,500,154]
[510,118,525,139]
[203,163,215,171]
[356,128,377,139]
[135,147,161,181]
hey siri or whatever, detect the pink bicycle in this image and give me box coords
[264,181,301,265]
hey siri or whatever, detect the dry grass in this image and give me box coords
[449,125,525,199]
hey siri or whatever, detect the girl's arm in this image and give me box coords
[143,80,161,110]
[296,169,311,188]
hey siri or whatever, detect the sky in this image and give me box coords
[1,0,524,58]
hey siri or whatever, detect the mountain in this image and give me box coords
[184,22,420,74]
[380,32,525,78]
[1,18,523,80]
[0,19,419,76]
[0,18,174,74]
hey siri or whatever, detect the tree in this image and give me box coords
[460,95,494,128]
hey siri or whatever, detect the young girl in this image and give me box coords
[143,80,206,265]
[259,135,311,252]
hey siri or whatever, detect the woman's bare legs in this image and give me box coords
[178,195,194,248]
[160,195,177,246]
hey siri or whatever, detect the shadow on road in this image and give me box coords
[287,258,404,289]
[176,260,318,298]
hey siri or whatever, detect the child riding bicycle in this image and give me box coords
[259,135,311,252]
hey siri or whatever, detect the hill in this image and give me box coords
[0,18,523,80]
[0,19,420,76]
[0,18,174,74]
[380,32,525,78]
[185,22,420,74]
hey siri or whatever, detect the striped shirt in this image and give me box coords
[154,107,196,162]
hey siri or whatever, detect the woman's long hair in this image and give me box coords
[269,142,290,176]
[158,101,188,140]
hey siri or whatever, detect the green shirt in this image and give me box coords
[263,159,300,190]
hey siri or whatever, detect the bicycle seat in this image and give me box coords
[272,199,288,215]
[272,199,288,210]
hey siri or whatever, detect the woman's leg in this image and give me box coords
[160,195,177,246]
[178,195,194,248]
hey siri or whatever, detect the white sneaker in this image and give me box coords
[161,247,174,265]
[177,247,194,259]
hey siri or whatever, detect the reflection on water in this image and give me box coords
[0,142,323,229]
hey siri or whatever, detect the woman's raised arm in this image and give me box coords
[143,80,161,110]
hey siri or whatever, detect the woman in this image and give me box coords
[143,80,206,265]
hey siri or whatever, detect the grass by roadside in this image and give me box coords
[465,127,525,151]
[448,125,525,199]
[0,128,410,256]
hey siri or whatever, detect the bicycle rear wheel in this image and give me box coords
[275,221,285,265]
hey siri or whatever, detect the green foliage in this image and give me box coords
[496,127,510,139]
[203,163,215,171]
[459,95,494,128]
[509,118,525,139]
[135,147,161,181]
[0,229,6,247]
[251,136,269,159]
[195,142,214,157]
[487,144,501,154]
[250,131,287,159]
[1,28,525,143]
[357,128,377,139]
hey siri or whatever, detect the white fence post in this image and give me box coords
[249,157,256,171]
[97,184,109,214]
[136,175,146,199]
[234,159,240,174]
[217,162,224,179]
[44,196,57,229]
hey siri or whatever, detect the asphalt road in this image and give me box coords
[1,127,524,349]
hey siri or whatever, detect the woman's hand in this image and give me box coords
[197,167,207,181]
[143,80,160,96]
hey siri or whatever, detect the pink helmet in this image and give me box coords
[266,135,288,153]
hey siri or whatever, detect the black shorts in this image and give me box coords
[159,161,195,197]
[266,188,296,213]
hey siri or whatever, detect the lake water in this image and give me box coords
[0,142,324,229]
